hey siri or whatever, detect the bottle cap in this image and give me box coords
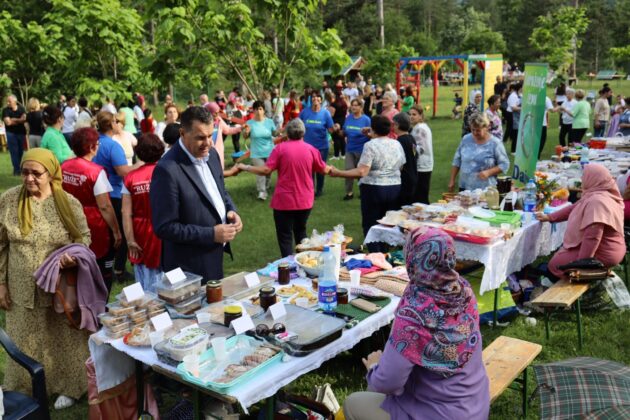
[323,246,330,252]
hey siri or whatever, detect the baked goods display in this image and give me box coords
[441,223,503,244]
[101,293,166,338]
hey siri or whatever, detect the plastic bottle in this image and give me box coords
[580,145,590,166]
[318,246,338,312]
[523,179,537,213]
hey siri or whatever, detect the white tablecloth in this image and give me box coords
[365,220,567,295]
[90,278,399,413]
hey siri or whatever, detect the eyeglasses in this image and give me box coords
[21,170,48,179]
[255,323,286,337]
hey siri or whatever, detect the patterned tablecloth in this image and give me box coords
[365,219,568,295]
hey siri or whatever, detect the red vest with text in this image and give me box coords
[123,163,161,268]
[61,158,111,258]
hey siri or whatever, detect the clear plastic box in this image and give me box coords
[170,294,203,315]
[156,272,203,304]
[106,303,135,317]
[98,312,128,328]
[164,327,209,361]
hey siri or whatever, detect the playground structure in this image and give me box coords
[395,54,503,117]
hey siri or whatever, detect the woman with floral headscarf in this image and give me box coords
[0,148,92,410]
[537,163,625,278]
[343,227,489,420]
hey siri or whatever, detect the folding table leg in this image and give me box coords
[265,395,276,419]
[136,360,145,417]
[575,297,583,350]
[492,287,499,327]
[193,389,200,420]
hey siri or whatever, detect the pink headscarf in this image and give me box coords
[389,227,481,376]
[563,163,624,248]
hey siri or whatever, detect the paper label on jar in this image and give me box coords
[123,282,144,303]
[269,302,287,320]
[231,314,255,335]
[165,267,187,285]
[244,272,260,288]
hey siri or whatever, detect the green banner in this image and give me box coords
[512,63,549,184]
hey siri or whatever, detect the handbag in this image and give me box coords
[559,258,612,283]
[53,268,81,329]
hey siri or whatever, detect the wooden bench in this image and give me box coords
[483,336,542,418]
[531,278,590,350]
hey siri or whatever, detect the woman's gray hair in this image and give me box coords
[469,112,490,128]
[383,91,398,103]
[286,118,305,140]
[566,87,575,95]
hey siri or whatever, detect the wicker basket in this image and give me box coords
[295,236,353,252]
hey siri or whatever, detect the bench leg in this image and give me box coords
[522,367,529,418]
[544,310,551,340]
[575,297,583,350]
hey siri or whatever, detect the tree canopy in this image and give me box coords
[0,0,628,105]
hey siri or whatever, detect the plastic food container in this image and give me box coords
[129,308,148,323]
[105,325,131,339]
[98,312,128,328]
[165,327,209,361]
[148,308,166,318]
[156,272,203,304]
[107,303,135,317]
[170,294,203,315]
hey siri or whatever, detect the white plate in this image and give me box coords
[468,207,495,219]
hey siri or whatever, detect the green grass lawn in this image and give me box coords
[1,80,629,419]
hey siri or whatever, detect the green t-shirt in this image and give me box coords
[571,100,591,130]
[401,96,415,112]
[41,127,74,163]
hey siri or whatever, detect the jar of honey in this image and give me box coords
[278,263,290,285]
[337,288,349,305]
[206,280,222,304]
[223,305,243,327]
[259,287,277,312]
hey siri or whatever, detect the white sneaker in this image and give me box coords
[330,156,338,161]
[257,192,266,200]
[54,395,75,410]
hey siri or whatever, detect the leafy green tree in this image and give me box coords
[0,11,64,103]
[44,0,146,103]
[362,44,417,86]
[529,6,589,75]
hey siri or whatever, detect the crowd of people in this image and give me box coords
[0,71,628,417]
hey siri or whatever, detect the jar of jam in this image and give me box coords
[259,286,277,312]
[223,305,243,327]
[206,280,222,304]
[278,263,290,285]
[337,288,349,305]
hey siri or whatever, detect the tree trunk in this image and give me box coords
[377,0,384,49]
[153,89,159,108]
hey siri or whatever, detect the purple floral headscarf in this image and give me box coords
[389,227,481,376]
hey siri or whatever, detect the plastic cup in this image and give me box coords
[295,297,309,308]
[350,269,361,287]
[211,337,227,361]
[183,354,200,377]
[149,330,164,348]
[196,312,211,324]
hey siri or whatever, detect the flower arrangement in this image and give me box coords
[534,172,560,210]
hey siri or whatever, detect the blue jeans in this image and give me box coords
[134,264,163,294]
[63,132,73,147]
[593,121,608,138]
[6,132,24,175]
[314,148,328,194]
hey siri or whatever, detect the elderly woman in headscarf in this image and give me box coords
[0,148,92,410]
[537,163,626,278]
[462,90,482,136]
[343,227,490,420]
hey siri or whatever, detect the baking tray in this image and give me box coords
[253,304,346,356]
[219,272,275,300]
[177,335,283,392]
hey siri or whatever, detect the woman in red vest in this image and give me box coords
[61,127,122,292]
[122,134,164,292]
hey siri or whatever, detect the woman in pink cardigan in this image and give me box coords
[537,163,625,278]
[203,102,242,169]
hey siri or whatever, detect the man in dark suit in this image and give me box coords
[150,106,243,282]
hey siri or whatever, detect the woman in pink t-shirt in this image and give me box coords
[238,119,331,256]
